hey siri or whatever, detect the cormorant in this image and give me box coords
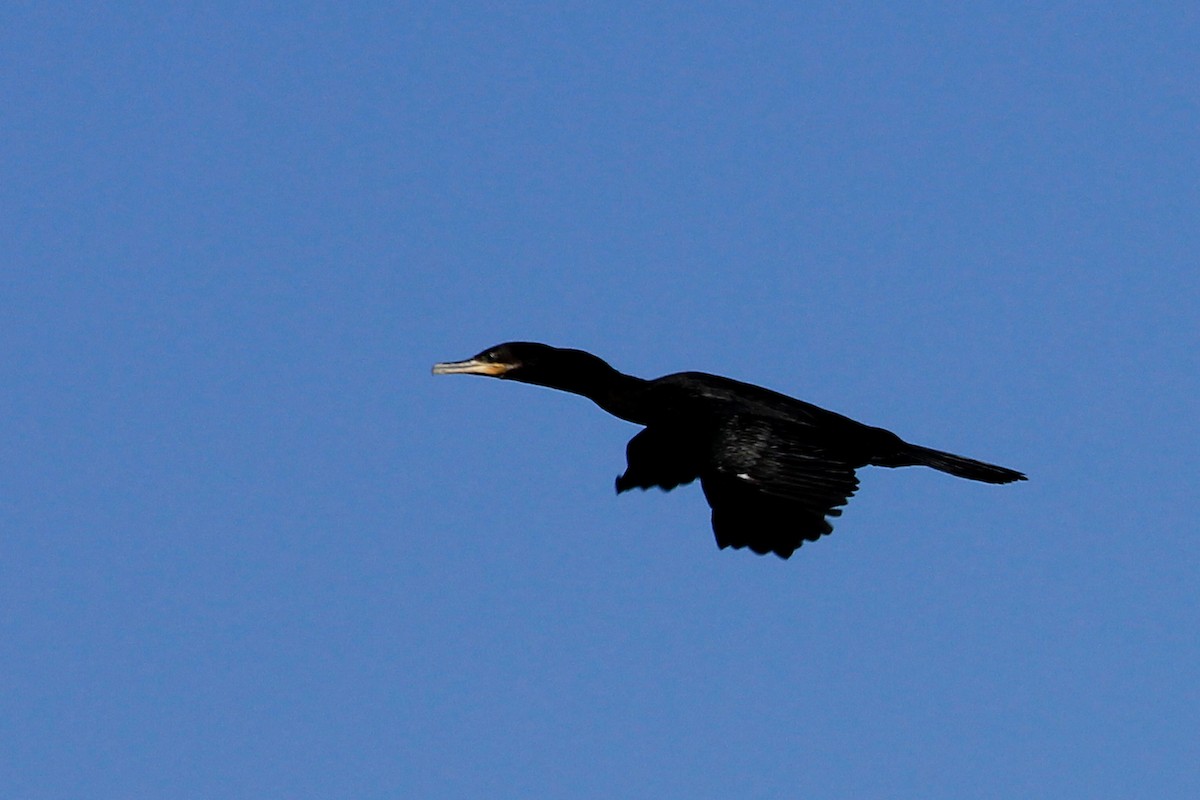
[433,342,1025,559]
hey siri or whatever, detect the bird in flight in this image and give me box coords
[433,342,1025,559]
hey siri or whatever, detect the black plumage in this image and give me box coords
[433,342,1025,559]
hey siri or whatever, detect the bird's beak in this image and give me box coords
[431,358,514,377]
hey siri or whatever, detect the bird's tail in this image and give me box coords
[883,443,1027,484]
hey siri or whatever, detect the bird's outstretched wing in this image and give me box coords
[616,416,860,559]
[615,426,700,493]
[700,416,860,559]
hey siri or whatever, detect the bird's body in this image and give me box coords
[434,342,1025,559]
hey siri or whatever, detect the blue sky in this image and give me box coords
[3,3,1198,798]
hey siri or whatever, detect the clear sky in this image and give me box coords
[3,3,1197,798]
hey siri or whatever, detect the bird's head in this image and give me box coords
[432,342,613,387]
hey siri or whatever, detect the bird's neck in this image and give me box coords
[588,370,652,425]
[528,365,651,425]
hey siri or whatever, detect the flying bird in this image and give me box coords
[433,342,1025,559]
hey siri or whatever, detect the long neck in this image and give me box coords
[521,353,652,425]
[584,368,652,425]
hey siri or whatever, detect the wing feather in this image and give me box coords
[615,427,700,494]
[616,415,861,559]
[700,416,860,558]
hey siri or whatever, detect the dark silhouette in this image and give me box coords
[433,342,1025,559]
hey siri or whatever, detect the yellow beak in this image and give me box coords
[431,358,514,377]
